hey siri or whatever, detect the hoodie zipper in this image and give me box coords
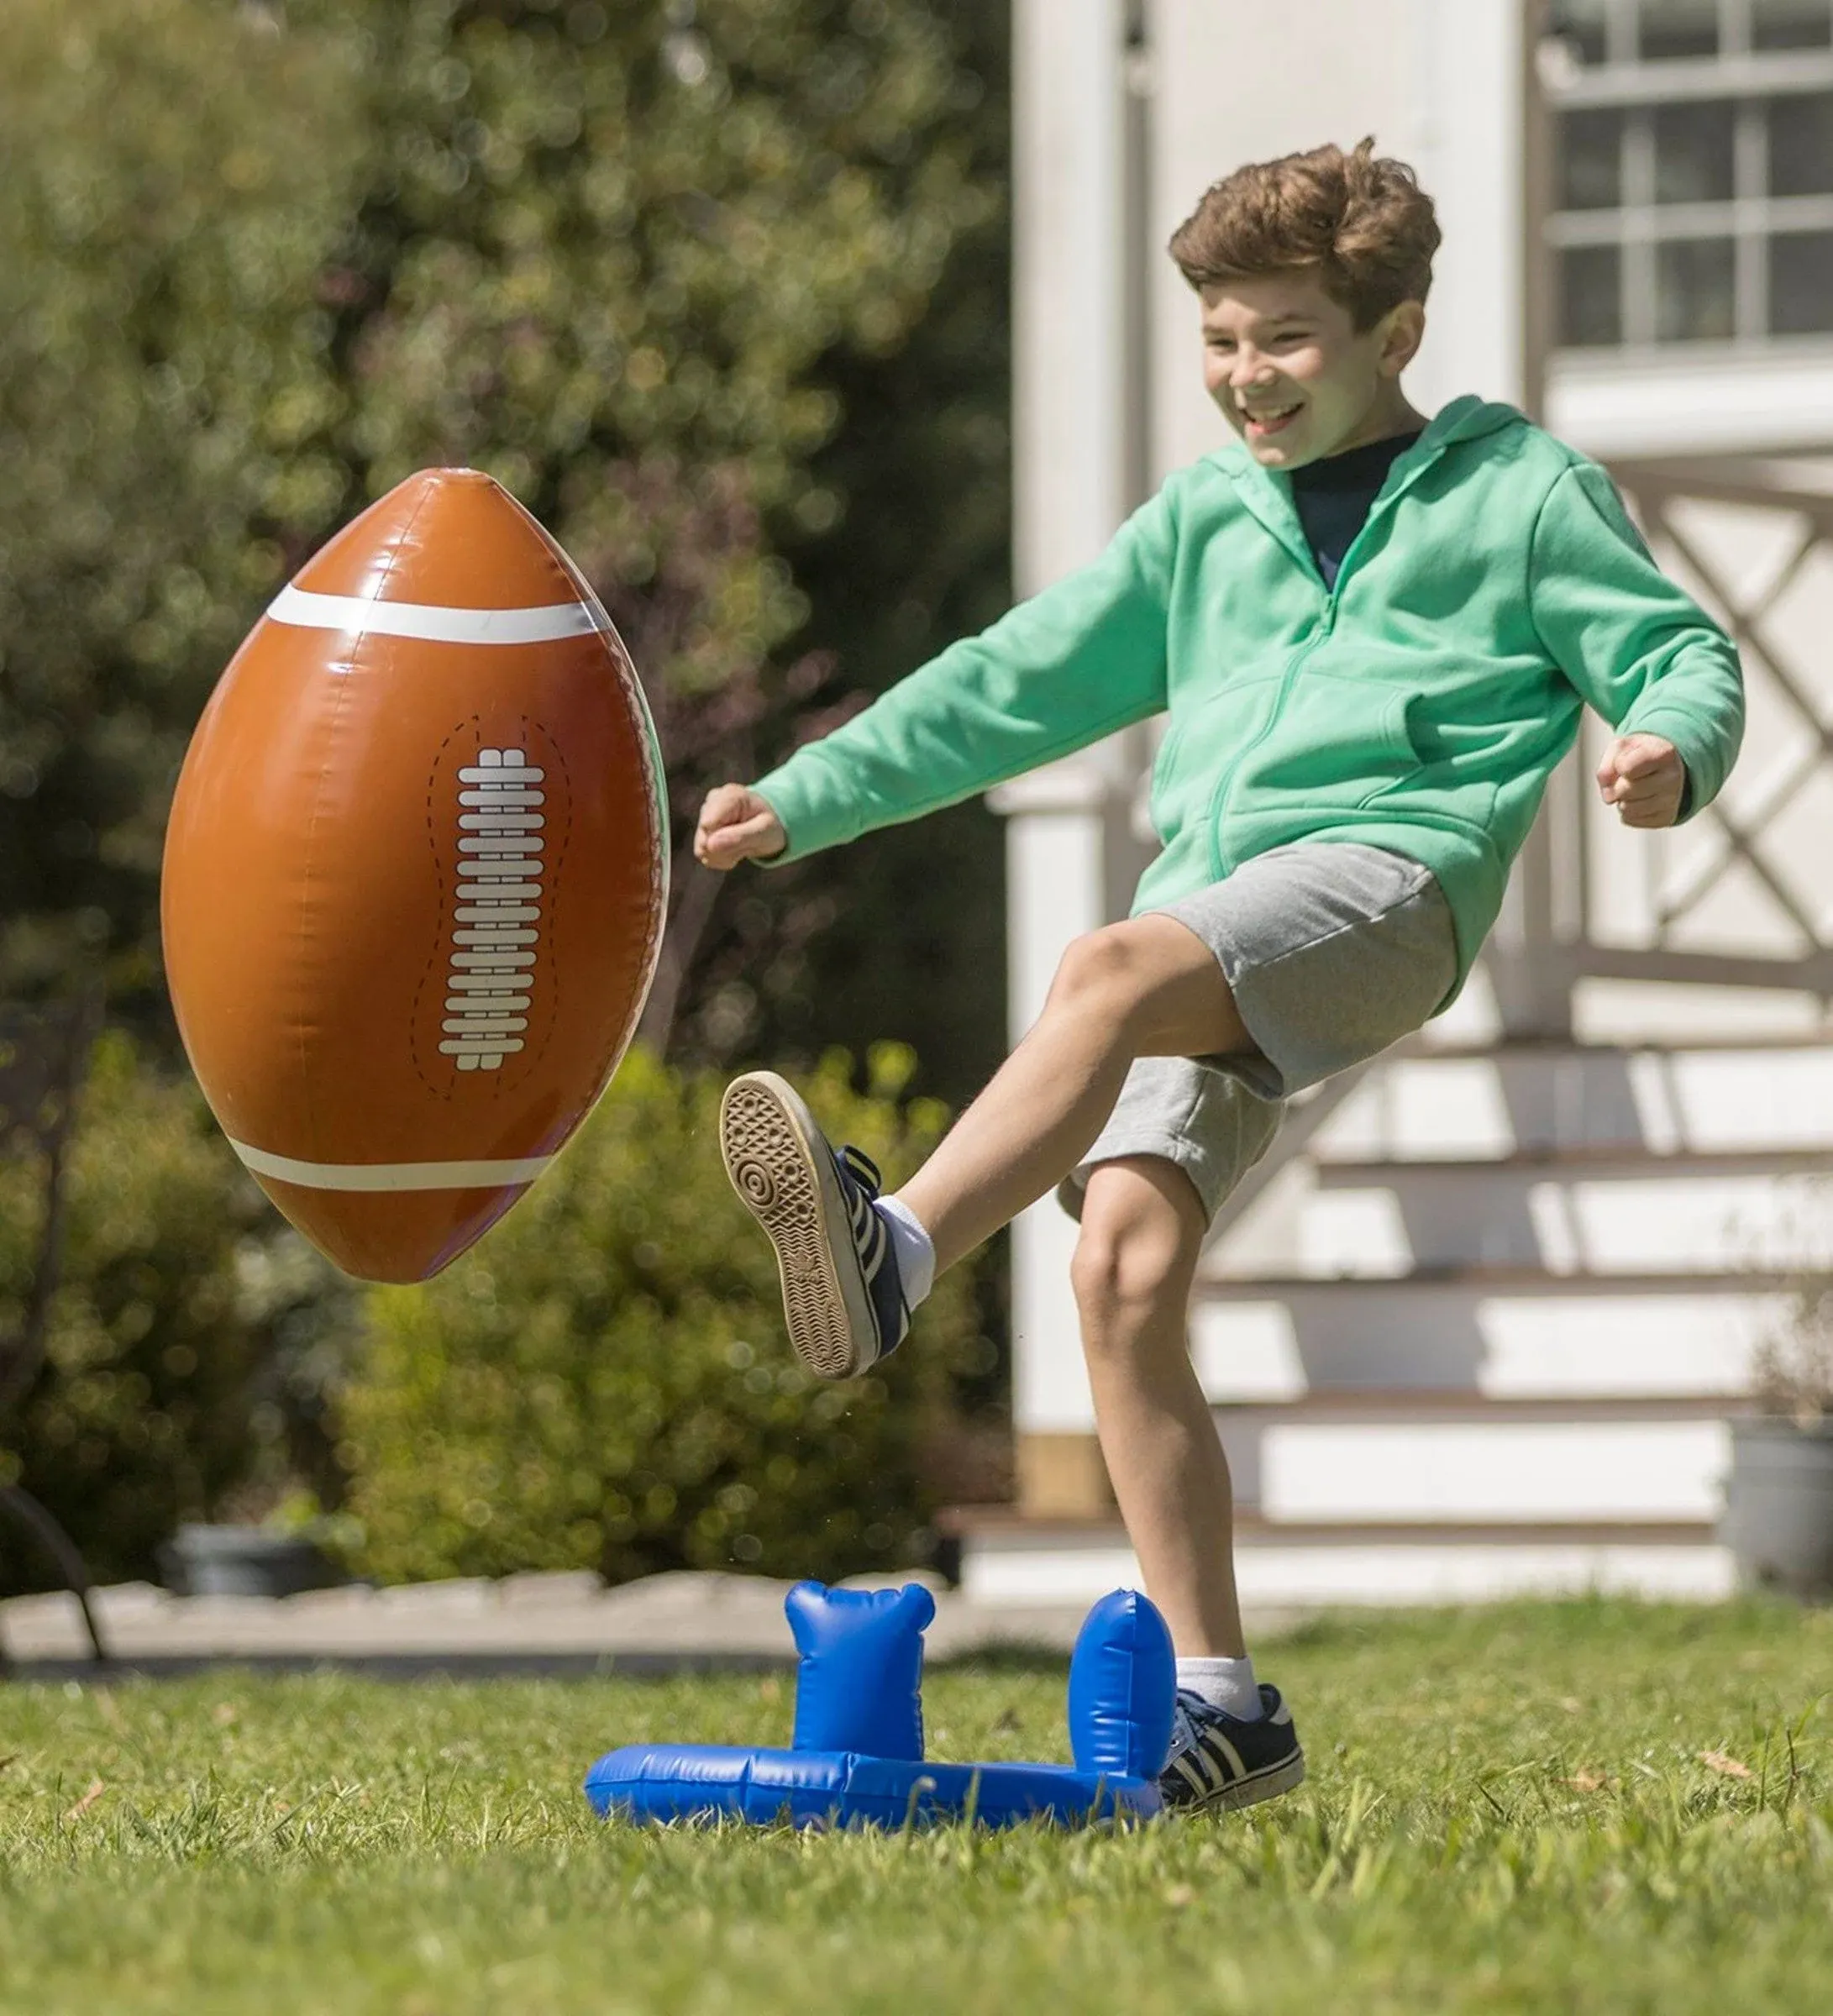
[1202,429,1452,879]
[1202,612,1330,879]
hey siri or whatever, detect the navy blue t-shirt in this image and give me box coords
[1290,429,1422,590]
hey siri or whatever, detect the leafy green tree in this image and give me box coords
[291,0,1011,1081]
[0,0,1006,1084]
[675,0,1012,1109]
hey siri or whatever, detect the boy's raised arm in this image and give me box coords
[1527,460,1746,823]
[710,484,1179,868]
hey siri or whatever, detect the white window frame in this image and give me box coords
[1546,0,1833,350]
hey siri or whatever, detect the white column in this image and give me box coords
[1403,0,1540,417]
[1000,777,1107,1449]
[1012,0,1130,598]
[1406,0,1568,1031]
[1001,0,1137,1495]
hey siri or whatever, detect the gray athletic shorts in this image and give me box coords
[1059,840,1457,1226]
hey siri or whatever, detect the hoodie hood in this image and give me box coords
[1207,396,1530,582]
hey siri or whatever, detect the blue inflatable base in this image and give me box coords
[581,1583,1176,1831]
[585,1742,1162,1830]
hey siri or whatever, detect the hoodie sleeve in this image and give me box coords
[749,483,1178,863]
[1527,460,1745,820]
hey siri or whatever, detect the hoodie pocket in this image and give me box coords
[1241,671,1419,806]
[1151,676,1284,844]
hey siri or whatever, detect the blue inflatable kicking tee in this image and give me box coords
[583,1581,1175,1829]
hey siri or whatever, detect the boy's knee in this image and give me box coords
[1070,1172,1201,1333]
[1049,923,1150,1021]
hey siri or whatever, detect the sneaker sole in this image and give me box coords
[719,1071,879,1381]
[1183,1750,1307,1817]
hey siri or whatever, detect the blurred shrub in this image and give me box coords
[0,1032,267,1588]
[336,1044,990,1585]
[1,1033,993,1595]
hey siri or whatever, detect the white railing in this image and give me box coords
[1560,462,1833,996]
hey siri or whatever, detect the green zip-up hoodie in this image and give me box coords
[753,396,1744,997]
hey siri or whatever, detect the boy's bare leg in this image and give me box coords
[898,916,1253,1275]
[1073,1156,1246,1658]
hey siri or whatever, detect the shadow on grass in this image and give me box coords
[929,1644,1069,1677]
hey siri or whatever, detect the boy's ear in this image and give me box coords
[1379,301,1426,377]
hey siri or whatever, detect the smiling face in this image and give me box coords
[1200,270,1426,470]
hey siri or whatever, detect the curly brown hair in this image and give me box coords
[1169,139,1441,331]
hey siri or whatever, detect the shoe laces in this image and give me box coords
[1169,1688,1225,1755]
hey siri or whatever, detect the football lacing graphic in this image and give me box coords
[442,747,546,1072]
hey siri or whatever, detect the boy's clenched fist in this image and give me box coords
[695,784,787,869]
[1595,733,1686,829]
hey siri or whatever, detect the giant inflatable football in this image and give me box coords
[161,469,668,1282]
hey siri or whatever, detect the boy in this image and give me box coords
[693,141,1744,1814]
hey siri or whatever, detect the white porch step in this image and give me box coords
[1318,1040,1833,1161]
[975,1040,1815,1608]
[1206,1403,1730,1525]
[1295,1167,1830,1274]
[1316,1146,1833,1180]
[949,1514,1735,1609]
[1191,1271,1789,1399]
[1192,1278,1786,1399]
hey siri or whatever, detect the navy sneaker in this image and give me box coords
[718,1070,910,1379]
[1158,1684,1305,1814]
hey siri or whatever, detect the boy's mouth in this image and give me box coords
[1242,402,1303,438]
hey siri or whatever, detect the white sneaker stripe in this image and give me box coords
[1171,1755,1210,1798]
[1203,1730,1248,1782]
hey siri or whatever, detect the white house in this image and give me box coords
[964,0,1833,1607]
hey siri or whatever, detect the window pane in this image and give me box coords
[1753,2,1832,52]
[1561,244,1623,345]
[1772,229,1833,333]
[1548,0,1609,64]
[1559,108,1625,209]
[1771,94,1833,198]
[1656,237,1736,339]
[1653,99,1735,202]
[1637,0,1720,60]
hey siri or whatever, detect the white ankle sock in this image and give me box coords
[878,1193,936,1309]
[1176,1654,1262,1721]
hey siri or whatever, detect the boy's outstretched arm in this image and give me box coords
[1530,461,1746,828]
[696,484,1181,870]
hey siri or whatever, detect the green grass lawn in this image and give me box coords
[1,1597,1829,2015]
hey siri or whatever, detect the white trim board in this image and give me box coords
[1547,347,1833,459]
[1258,1420,1730,1524]
[959,1539,1736,1608]
[1190,1292,1783,1403]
